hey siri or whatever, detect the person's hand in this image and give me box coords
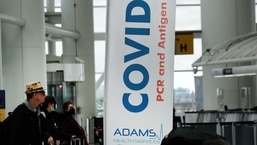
[48,136,54,145]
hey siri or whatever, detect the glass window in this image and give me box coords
[55,41,63,56]
[95,40,106,116]
[55,0,61,7]
[174,38,202,112]
[94,41,106,73]
[44,0,61,12]
[55,8,61,12]
[177,0,200,5]
[176,6,201,31]
[96,78,104,117]
[174,72,196,91]
[45,41,49,54]
[54,0,61,12]
[44,0,47,12]
[44,0,47,7]
[173,4,202,112]
[94,7,107,33]
[93,0,107,6]
[55,24,62,27]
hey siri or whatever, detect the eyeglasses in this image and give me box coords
[36,91,45,96]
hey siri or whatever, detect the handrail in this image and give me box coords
[0,13,80,40]
[45,23,80,40]
[0,13,25,26]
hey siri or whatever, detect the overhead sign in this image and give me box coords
[105,0,175,145]
[175,33,194,54]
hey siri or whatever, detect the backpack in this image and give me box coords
[0,103,26,145]
[0,112,13,145]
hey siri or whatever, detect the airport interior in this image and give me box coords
[1,0,257,145]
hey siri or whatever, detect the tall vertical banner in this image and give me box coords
[105,0,176,145]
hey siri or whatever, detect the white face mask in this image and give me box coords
[50,106,55,112]
[50,103,56,112]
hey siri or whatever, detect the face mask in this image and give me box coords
[68,107,75,115]
[50,107,55,112]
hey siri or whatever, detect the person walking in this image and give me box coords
[58,100,89,145]
[40,95,75,145]
[7,81,46,145]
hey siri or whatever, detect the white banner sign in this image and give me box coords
[105,0,176,145]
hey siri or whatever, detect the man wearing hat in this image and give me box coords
[7,81,46,145]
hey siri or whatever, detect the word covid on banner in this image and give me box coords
[105,0,176,145]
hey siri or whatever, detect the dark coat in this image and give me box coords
[40,110,72,143]
[58,112,86,138]
[57,112,89,145]
[8,103,42,145]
